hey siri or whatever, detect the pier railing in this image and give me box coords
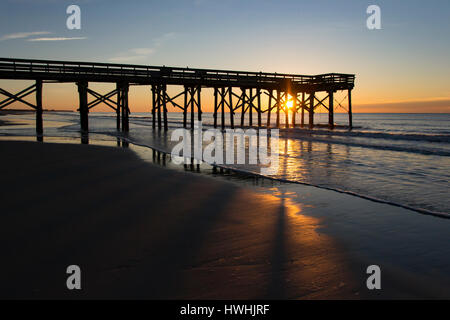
[0,58,354,89]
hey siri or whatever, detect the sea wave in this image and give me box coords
[279,134,450,157]
[111,132,450,219]
[283,128,450,143]
[215,162,450,219]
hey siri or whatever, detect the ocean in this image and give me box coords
[1,111,449,216]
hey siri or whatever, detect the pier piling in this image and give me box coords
[228,87,234,129]
[249,88,253,127]
[213,87,218,128]
[116,83,122,130]
[221,87,225,130]
[292,90,297,128]
[257,88,262,127]
[301,92,305,127]
[267,90,273,128]
[309,92,315,129]
[329,91,334,129]
[196,86,202,124]
[120,83,130,132]
[240,88,246,127]
[183,86,188,128]
[285,91,289,128]
[276,90,281,128]
[35,80,43,138]
[162,84,168,131]
[77,81,89,132]
[151,85,156,129]
[190,87,195,129]
[348,89,353,129]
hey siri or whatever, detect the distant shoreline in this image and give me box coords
[1,109,449,114]
[0,109,74,114]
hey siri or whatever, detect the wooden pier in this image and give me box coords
[0,58,355,136]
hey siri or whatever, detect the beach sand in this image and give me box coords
[0,140,449,299]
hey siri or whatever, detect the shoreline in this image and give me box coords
[3,132,445,218]
[1,139,450,299]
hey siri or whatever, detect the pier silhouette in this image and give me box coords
[0,58,355,135]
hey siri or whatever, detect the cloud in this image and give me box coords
[130,48,155,55]
[108,55,149,63]
[27,37,87,42]
[0,31,87,42]
[0,31,50,41]
[108,33,176,63]
[108,48,155,63]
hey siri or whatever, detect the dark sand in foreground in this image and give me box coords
[0,141,363,299]
[0,140,449,299]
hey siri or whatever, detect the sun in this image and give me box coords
[285,99,294,110]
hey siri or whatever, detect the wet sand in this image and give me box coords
[0,140,449,299]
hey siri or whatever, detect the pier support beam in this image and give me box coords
[116,84,122,130]
[184,86,201,129]
[197,86,202,123]
[77,81,89,133]
[301,92,305,127]
[285,91,289,128]
[0,83,38,112]
[190,87,194,129]
[213,87,233,130]
[151,85,156,129]
[118,83,129,132]
[257,88,262,127]
[162,84,168,131]
[123,84,130,132]
[267,90,273,128]
[292,91,297,128]
[228,87,234,129]
[240,88,246,127]
[328,91,334,129]
[309,92,315,129]
[221,87,225,130]
[213,87,218,128]
[84,86,120,131]
[213,87,226,129]
[183,87,188,128]
[348,89,353,129]
[249,88,253,127]
[276,90,281,128]
[151,84,168,130]
[157,86,162,130]
[35,80,43,138]
[0,82,47,140]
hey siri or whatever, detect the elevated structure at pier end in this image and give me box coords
[0,58,355,137]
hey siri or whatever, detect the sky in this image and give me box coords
[0,0,449,113]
